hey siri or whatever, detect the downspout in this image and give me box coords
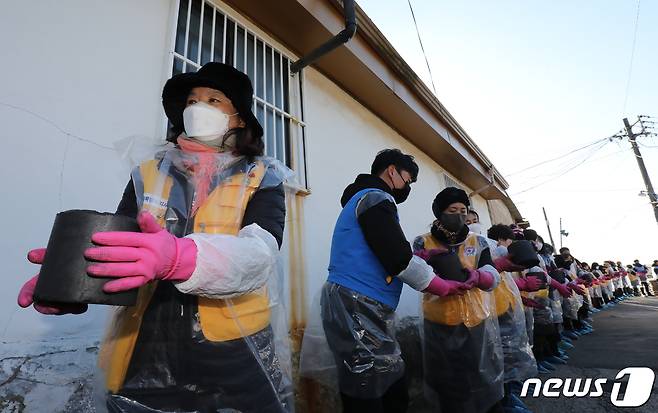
[290,0,357,73]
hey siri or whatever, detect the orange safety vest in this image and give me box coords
[421,233,498,327]
[99,158,270,393]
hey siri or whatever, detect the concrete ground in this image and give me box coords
[523,296,658,413]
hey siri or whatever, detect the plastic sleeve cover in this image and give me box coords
[175,223,278,298]
[478,264,501,292]
[396,255,436,291]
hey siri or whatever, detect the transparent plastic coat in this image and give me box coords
[524,306,535,347]
[299,282,405,399]
[522,266,553,326]
[549,289,563,324]
[418,234,504,413]
[496,272,537,383]
[562,292,582,320]
[623,275,632,288]
[592,284,603,298]
[99,147,295,413]
[299,289,340,392]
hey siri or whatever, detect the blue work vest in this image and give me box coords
[327,188,403,309]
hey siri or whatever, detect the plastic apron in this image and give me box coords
[509,272,535,347]
[549,289,563,324]
[623,275,632,288]
[630,273,640,287]
[562,290,581,320]
[99,148,293,413]
[495,272,537,383]
[520,271,552,328]
[316,282,405,398]
[592,282,603,298]
[530,256,554,329]
[419,233,504,413]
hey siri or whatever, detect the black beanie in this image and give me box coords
[523,229,538,242]
[432,187,470,218]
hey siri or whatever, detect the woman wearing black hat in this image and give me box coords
[18,63,293,412]
[412,187,505,413]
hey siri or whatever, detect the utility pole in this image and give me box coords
[542,207,556,247]
[623,117,658,224]
[559,218,569,249]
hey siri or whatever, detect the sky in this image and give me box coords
[358,0,658,265]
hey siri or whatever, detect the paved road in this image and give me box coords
[523,296,658,413]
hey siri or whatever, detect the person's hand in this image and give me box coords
[84,211,197,293]
[554,281,573,298]
[493,256,526,273]
[521,296,543,309]
[17,248,88,315]
[526,275,544,291]
[464,268,496,290]
[568,282,586,296]
[424,276,473,296]
[414,247,449,262]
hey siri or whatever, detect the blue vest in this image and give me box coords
[327,188,403,309]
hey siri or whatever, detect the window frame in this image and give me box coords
[163,0,309,190]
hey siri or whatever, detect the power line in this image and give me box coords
[407,0,437,94]
[505,136,613,178]
[622,0,641,113]
[515,143,631,190]
[514,141,614,185]
[511,140,611,195]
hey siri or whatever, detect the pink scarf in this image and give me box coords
[176,136,221,215]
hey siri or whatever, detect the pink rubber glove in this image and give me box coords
[550,277,572,298]
[515,275,542,292]
[424,276,472,296]
[521,296,543,309]
[465,268,495,290]
[414,248,448,261]
[568,282,586,296]
[17,248,88,315]
[493,255,526,273]
[84,211,197,293]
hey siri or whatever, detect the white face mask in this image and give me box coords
[183,102,238,143]
[468,222,483,235]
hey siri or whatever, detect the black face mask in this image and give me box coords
[440,212,467,232]
[390,168,412,204]
[391,183,411,204]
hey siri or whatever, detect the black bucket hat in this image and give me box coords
[162,62,263,138]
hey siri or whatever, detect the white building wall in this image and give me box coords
[1,0,175,344]
[472,194,494,232]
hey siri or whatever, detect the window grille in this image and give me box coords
[171,0,308,187]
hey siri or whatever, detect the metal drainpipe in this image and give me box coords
[290,0,357,73]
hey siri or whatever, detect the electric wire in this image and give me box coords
[622,0,641,113]
[407,0,437,94]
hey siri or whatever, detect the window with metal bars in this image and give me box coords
[444,174,472,204]
[444,175,463,191]
[171,0,308,187]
